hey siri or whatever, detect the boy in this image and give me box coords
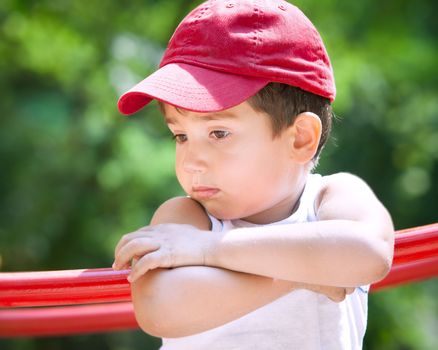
[113,1,394,349]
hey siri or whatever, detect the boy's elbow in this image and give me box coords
[377,221,395,279]
[352,246,392,287]
[373,203,395,282]
[131,269,178,337]
[371,250,392,283]
[365,226,395,284]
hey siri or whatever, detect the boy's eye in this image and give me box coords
[172,134,187,143]
[210,130,230,139]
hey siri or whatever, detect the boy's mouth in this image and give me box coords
[191,186,220,200]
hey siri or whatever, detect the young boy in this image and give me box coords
[113,1,394,349]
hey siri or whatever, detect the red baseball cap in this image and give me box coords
[118,0,335,115]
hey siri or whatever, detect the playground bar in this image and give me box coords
[0,223,437,337]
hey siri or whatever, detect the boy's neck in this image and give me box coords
[240,173,309,225]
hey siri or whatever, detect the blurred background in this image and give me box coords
[0,0,437,349]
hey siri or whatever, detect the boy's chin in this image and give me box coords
[205,205,255,222]
[203,205,239,221]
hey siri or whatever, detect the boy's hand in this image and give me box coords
[113,224,214,283]
[301,283,355,302]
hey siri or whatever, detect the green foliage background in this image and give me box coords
[0,0,437,349]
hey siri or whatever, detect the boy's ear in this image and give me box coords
[288,112,322,163]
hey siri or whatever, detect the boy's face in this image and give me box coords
[163,101,305,224]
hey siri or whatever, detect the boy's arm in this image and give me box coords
[132,266,293,337]
[117,173,394,287]
[129,197,350,338]
[206,172,394,286]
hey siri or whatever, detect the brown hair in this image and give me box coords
[248,83,333,160]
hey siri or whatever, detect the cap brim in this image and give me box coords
[117,63,269,115]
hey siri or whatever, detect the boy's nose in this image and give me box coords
[182,147,208,174]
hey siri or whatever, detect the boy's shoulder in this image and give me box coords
[319,172,372,195]
[316,172,389,223]
[319,172,369,190]
[150,196,211,230]
[315,172,365,214]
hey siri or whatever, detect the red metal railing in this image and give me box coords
[0,268,131,308]
[0,302,136,337]
[1,223,437,337]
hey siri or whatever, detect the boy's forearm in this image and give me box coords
[131,266,348,338]
[131,266,294,338]
[207,219,393,287]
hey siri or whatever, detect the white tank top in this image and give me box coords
[161,174,368,350]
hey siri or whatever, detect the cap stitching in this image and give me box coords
[250,1,261,66]
[144,79,264,105]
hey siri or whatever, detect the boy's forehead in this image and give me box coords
[162,102,252,124]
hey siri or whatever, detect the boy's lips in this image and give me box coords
[191,186,220,200]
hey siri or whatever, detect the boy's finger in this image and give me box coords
[113,237,160,270]
[128,250,169,283]
[114,231,138,257]
[114,227,152,257]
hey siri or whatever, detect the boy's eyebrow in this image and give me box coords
[164,115,176,125]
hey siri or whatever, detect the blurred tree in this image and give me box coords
[0,0,436,349]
